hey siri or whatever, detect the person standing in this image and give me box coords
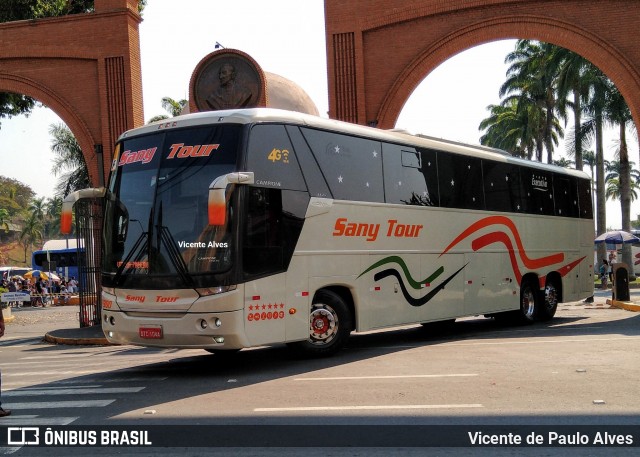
[0,308,11,417]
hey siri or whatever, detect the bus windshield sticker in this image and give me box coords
[267,148,290,164]
[118,147,157,166]
[166,143,219,159]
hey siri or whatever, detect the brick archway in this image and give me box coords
[0,0,143,187]
[325,0,640,133]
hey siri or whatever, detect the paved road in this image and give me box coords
[1,292,639,456]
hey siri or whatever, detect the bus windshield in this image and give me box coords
[102,124,242,289]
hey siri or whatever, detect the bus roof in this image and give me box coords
[40,239,81,251]
[121,108,590,180]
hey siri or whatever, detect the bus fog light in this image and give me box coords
[107,331,114,338]
[199,319,208,329]
[214,318,222,327]
[214,336,225,344]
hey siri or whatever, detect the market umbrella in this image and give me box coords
[23,270,61,281]
[594,230,640,244]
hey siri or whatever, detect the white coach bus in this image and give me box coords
[62,108,594,356]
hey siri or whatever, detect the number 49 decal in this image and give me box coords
[268,148,289,164]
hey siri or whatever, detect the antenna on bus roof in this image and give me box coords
[214,41,225,49]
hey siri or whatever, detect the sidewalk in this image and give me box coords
[3,304,111,346]
[43,325,111,346]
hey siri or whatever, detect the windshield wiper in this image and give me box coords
[157,203,195,288]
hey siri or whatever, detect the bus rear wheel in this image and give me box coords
[518,279,539,324]
[539,279,559,321]
[287,290,352,357]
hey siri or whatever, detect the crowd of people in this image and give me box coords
[2,275,78,307]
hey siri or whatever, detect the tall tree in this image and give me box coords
[555,49,591,171]
[148,97,188,123]
[0,208,10,233]
[49,123,90,198]
[500,40,563,163]
[19,212,42,262]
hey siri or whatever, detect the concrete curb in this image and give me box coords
[43,333,112,345]
[43,328,115,346]
[606,299,640,312]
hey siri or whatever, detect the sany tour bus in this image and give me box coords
[62,108,594,356]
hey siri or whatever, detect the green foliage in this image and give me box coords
[0,176,35,216]
[49,123,90,198]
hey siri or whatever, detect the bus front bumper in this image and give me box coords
[101,308,250,349]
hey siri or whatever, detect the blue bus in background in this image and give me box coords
[31,239,85,281]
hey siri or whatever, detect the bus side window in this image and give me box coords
[285,125,332,198]
[483,161,525,213]
[438,153,484,210]
[300,127,384,203]
[577,177,593,219]
[246,125,306,192]
[553,175,580,218]
[383,143,434,206]
[521,168,554,215]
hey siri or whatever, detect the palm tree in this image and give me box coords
[555,48,591,171]
[45,197,63,237]
[552,157,575,168]
[604,82,634,273]
[479,99,536,158]
[0,208,10,233]
[49,123,90,198]
[147,96,188,123]
[605,178,639,202]
[500,40,563,163]
[19,213,43,263]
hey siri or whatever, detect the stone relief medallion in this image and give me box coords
[190,49,267,112]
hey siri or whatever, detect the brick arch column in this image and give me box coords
[0,73,96,177]
[376,16,640,130]
[0,0,143,188]
[325,0,640,134]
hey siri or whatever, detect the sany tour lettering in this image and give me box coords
[166,143,219,159]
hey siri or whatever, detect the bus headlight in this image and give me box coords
[196,285,237,297]
[199,319,208,329]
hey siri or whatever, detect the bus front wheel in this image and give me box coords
[287,290,352,357]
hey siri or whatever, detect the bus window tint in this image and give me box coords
[242,187,284,277]
[483,161,525,213]
[300,128,384,202]
[577,177,594,219]
[246,125,306,191]
[522,168,554,215]
[437,154,484,210]
[554,175,580,218]
[383,143,434,206]
[285,125,332,198]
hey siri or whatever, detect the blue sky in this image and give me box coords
[0,0,636,227]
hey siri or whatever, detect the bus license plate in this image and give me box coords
[139,326,163,339]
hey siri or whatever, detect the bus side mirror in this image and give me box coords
[208,172,254,226]
[60,187,107,234]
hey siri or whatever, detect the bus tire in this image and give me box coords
[517,279,539,324]
[287,289,352,357]
[538,279,559,321]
